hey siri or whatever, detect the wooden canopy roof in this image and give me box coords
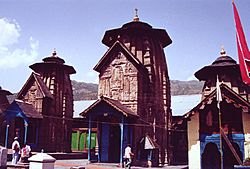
[30,51,76,75]
[14,99,43,119]
[195,54,240,81]
[173,83,250,126]
[80,95,138,118]
[102,20,172,48]
[3,99,42,124]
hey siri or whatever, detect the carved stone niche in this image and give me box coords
[130,76,138,101]
[123,76,130,101]
[111,66,124,90]
[111,52,126,66]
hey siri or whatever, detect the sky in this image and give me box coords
[0,0,250,93]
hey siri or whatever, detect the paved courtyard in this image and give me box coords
[54,159,188,169]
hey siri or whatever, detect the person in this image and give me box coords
[124,144,134,169]
[11,137,20,165]
[20,144,31,163]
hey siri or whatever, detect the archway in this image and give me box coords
[223,142,242,169]
[201,142,220,169]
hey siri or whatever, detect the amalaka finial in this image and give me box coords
[52,48,57,57]
[220,45,226,56]
[133,8,139,22]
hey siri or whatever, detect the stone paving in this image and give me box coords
[7,159,188,169]
[54,159,188,169]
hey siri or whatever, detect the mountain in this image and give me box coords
[72,80,98,101]
[72,80,204,101]
[6,80,203,102]
[170,80,203,96]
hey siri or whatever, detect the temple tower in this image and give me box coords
[18,50,76,152]
[195,48,250,100]
[95,12,172,164]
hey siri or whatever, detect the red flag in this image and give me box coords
[233,2,250,85]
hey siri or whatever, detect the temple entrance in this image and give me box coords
[201,142,220,169]
[99,116,121,163]
[223,142,242,169]
[83,97,138,163]
[14,118,25,145]
[109,124,121,162]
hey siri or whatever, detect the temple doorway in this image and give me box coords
[109,123,121,162]
[201,142,220,169]
[223,142,242,169]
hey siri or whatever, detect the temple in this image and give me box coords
[81,12,172,166]
[1,51,76,152]
[172,49,250,168]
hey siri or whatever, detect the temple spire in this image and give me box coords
[52,48,57,57]
[220,45,226,56]
[133,8,139,22]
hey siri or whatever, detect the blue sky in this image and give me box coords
[0,0,250,93]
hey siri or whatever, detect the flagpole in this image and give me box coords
[219,103,223,169]
[217,75,223,169]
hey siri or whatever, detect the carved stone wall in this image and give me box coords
[99,52,139,113]
[23,81,43,113]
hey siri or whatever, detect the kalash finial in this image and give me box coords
[133,8,139,22]
[52,48,57,57]
[220,45,226,56]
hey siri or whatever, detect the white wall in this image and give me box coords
[242,111,250,160]
[188,112,201,169]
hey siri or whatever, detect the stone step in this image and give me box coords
[6,163,29,169]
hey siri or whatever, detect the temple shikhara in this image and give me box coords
[81,12,172,165]
[0,51,76,153]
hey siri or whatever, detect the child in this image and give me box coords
[20,144,31,163]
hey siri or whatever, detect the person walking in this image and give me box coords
[20,143,31,163]
[11,137,20,165]
[124,144,134,169]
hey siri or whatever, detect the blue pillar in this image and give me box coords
[24,123,28,144]
[35,121,39,145]
[97,122,100,162]
[5,124,9,148]
[88,116,92,162]
[120,116,124,165]
[130,125,133,145]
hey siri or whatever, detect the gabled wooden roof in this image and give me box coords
[174,83,250,126]
[3,99,42,124]
[80,95,138,118]
[14,99,43,119]
[94,41,148,74]
[17,72,53,100]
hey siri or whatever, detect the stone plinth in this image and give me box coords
[28,153,56,169]
[0,147,7,167]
